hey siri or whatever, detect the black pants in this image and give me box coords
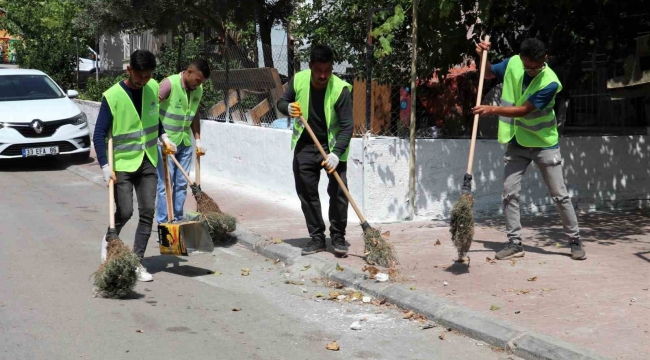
[112,157,157,259]
[293,142,348,240]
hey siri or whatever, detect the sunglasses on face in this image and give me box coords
[524,64,546,72]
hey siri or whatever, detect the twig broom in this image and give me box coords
[449,35,490,266]
[296,116,398,268]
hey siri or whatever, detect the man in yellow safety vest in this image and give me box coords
[156,59,210,224]
[473,38,585,261]
[277,44,354,257]
[93,50,177,282]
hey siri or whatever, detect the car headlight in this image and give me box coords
[71,113,87,125]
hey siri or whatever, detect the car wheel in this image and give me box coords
[70,152,91,163]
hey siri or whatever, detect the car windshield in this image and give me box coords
[0,75,65,102]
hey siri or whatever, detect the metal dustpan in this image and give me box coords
[157,147,214,256]
[158,220,213,255]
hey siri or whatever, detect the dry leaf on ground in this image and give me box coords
[241,268,251,276]
[555,243,562,247]
[351,292,363,300]
[274,259,281,265]
[328,291,341,300]
[136,330,144,333]
[326,341,340,351]
[232,308,241,312]
[273,238,283,244]
[403,310,415,319]
[519,289,530,295]
[382,231,391,238]
[486,257,496,264]
[527,276,538,282]
[213,271,222,276]
[490,305,501,311]
[439,333,446,340]
[301,264,311,271]
[542,288,553,292]
[336,263,344,272]
[510,260,517,267]
[435,240,441,246]
[410,286,417,290]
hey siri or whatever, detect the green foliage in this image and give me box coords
[80,74,127,102]
[0,0,94,89]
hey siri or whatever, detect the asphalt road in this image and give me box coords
[0,157,519,360]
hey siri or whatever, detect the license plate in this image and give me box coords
[22,146,59,157]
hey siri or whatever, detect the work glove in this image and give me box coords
[101,164,116,187]
[160,133,177,154]
[195,138,207,156]
[288,102,302,118]
[322,153,340,174]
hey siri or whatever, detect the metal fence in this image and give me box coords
[198,39,648,139]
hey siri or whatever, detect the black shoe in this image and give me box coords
[302,237,326,255]
[495,241,525,260]
[332,235,349,255]
[570,240,587,260]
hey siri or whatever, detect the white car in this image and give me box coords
[0,69,91,161]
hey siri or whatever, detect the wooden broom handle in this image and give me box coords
[168,153,193,184]
[108,131,116,229]
[195,152,201,186]
[467,34,490,175]
[296,116,366,223]
[162,149,174,223]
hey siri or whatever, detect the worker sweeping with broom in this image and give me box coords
[277,44,354,257]
[94,50,177,284]
[472,38,586,261]
[156,58,210,224]
[277,44,397,268]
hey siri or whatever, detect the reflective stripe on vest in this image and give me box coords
[497,55,563,148]
[103,80,160,172]
[159,73,203,146]
[290,70,352,161]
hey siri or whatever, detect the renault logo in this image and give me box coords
[31,120,44,134]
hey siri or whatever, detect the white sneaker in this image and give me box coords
[136,265,153,282]
[101,235,108,262]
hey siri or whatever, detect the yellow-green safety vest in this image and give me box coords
[159,73,203,146]
[498,55,563,148]
[103,80,160,172]
[291,70,352,161]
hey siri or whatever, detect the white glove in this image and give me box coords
[322,153,340,173]
[195,139,207,155]
[101,164,116,187]
[160,133,177,154]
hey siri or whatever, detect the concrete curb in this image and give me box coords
[68,165,106,188]
[231,226,612,360]
[67,165,611,360]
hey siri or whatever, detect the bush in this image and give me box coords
[79,74,128,102]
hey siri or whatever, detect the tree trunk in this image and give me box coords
[259,19,275,68]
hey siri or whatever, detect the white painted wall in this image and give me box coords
[198,120,364,221]
[363,135,650,222]
[72,99,650,223]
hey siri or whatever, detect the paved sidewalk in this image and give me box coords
[74,150,649,360]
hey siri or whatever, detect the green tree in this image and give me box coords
[80,0,294,68]
[0,0,93,89]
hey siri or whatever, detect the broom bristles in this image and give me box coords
[94,239,140,299]
[450,193,474,261]
[364,227,399,268]
[196,191,221,214]
[201,211,237,242]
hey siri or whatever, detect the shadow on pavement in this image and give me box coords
[0,155,95,172]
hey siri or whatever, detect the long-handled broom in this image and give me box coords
[167,154,237,241]
[296,116,398,268]
[94,131,140,298]
[449,35,490,266]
